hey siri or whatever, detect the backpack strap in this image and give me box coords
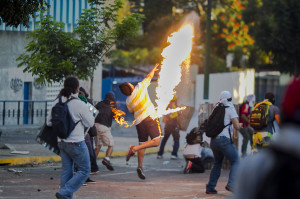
[65,96,81,126]
[220,104,233,142]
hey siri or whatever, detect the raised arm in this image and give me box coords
[146,64,160,80]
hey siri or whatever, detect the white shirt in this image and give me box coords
[218,102,238,138]
[183,144,202,157]
[46,93,95,143]
[126,78,156,125]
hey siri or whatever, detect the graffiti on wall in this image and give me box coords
[10,78,23,93]
[33,78,45,90]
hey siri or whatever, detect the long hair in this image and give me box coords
[59,76,79,98]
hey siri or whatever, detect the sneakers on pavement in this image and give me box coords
[55,192,66,199]
[102,159,114,171]
[90,170,99,175]
[183,161,192,174]
[137,167,146,180]
[205,189,218,194]
[126,145,135,162]
[157,155,163,159]
[86,178,96,184]
[171,155,178,160]
[225,185,234,192]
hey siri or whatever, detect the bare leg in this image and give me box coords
[95,144,102,157]
[106,146,113,157]
[133,138,161,152]
[137,149,145,168]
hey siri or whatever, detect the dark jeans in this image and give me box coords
[157,119,180,157]
[206,136,239,191]
[239,126,253,156]
[85,134,99,172]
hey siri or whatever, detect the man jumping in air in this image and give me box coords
[119,64,162,180]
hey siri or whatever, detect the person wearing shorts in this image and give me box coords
[94,92,116,171]
[119,64,162,180]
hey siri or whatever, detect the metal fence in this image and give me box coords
[0,100,52,126]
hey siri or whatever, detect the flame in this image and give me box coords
[112,106,135,128]
[154,24,194,118]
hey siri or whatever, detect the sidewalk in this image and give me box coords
[0,120,192,166]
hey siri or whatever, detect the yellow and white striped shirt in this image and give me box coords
[126,78,155,125]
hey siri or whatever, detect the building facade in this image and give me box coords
[0,0,103,125]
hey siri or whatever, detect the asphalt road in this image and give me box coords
[0,152,232,199]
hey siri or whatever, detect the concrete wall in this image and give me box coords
[195,69,255,106]
[0,31,27,69]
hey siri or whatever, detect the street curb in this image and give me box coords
[0,147,173,166]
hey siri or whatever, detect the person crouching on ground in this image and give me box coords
[47,76,95,199]
[119,64,162,180]
[183,127,205,174]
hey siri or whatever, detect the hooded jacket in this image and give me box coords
[94,92,116,127]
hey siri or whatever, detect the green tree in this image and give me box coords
[0,0,47,28]
[17,0,143,85]
[243,0,300,75]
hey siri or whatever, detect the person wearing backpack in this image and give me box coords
[239,95,254,157]
[46,76,95,199]
[234,78,300,199]
[251,92,280,153]
[205,91,242,194]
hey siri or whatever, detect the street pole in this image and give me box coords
[203,0,212,100]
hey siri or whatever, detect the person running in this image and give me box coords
[157,95,180,160]
[119,64,162,180]
[46,76,95,199]
[94,91,117,171]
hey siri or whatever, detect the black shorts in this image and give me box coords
[136,116,161,143]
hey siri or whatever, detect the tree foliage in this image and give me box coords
[243,0,300,74]
[17,0,143,85]
[108,47,162,68]
[0,0,47,28]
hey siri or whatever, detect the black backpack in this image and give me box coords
[51,96,80,139]
[204,103,231,138]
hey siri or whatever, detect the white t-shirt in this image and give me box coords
[218,103,238,138]
[183,144,202,157]
[46,93,95,143]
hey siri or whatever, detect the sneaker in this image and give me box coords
[205,189,218,194]
[82,183,87,186]
[225,185,233,192]
[86,178,96,184]
[137,167,146,180]
[55,192,66,199]
[171,155,178,160]
[157,155,163,159]
[126,145,135,162]
[102,159,114,171]
[183,161,191,174]
[90,170,99,175]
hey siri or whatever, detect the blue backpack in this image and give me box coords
[51,96,80,139]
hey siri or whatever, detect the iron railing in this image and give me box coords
[0,100,53,126]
